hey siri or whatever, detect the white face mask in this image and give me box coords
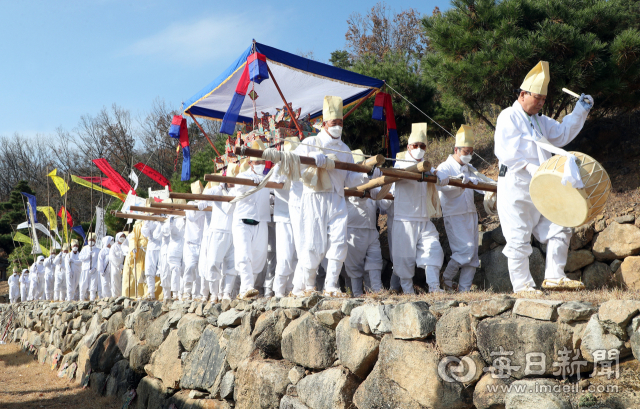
[253,164,265,175]
[89,240,95,246]
[118,237,125,243]
[72,246,78,252]
[410,148,425,160]
[327,126,342,140]
[460,154,472,164]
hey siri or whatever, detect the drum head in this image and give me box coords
[529,172,588,227]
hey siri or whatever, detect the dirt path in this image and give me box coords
[0,343,120,409]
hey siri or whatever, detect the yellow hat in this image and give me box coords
[407,123,428,145]
[283,137,299,152]
[455,125,474,148]
[191,180,203,195]
[520,61,550,95]
[227,162,240,177]
[71,239,79,246]
[206,172,221,188]
[322,96,343,121]
[12,266,17,273]
[351,149,365,164]
[87,232,96,241]
[248,138,266,151]
[239,157,251,172]
[62,243,69,251]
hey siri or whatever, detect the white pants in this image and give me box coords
[345,227,383,296]
[497,169,571,292]
[232,220,268,294]
[54,270,66,300]
[206,230,236,297]
[110,264,122,298]
[20,285,28,303]
[392,219,444,293]
[197,230,211,298]
[79,269,99,300]
[167,240,183,292]
[289,203,305,294]
[255,222,277,295]
[99,270,111,298]
[44,273,54,300]
[9,285,19,303]
[145,249,160,277]
[66,268,80,301]
[299,192,348,292]
[442,213,479,291]
[273,222,297,297]
[183,242,200,295]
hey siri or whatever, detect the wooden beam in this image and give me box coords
[111,211,166,222]
[169,192,234,202]
[130,206,186,216]
[149,202,212,211]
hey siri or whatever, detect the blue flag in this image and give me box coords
[20,192,38,224]
[71,225,86,244]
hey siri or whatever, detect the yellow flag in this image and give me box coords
[13,232,32,244]
[40,246,50,257]
[48,169,70,196]
[37,206,57,230]
[71,175,126,202]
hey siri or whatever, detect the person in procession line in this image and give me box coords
[65,239,82,301]
[109,232,127,298]
[8,267,20,303]
[53,244,67,301]
[43,250,57,300]
[20,268,29,302]
[97,235,113,299]
[141,219,163,300]
[436,125,484,292]
[183,185,206,301]
[494,61,593,294]
[78,233,100,301]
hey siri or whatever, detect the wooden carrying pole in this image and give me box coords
[235,146,497,192]
[129,206,186,217]
[150,202,211,211]
[169,192,234,202]
[111,211,166,222]
[202,175,394,200]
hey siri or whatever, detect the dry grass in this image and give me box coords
[0,343,120,409]
[356,287,640,307]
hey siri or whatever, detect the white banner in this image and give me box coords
[129,169,139,191]
[95,206,107,248]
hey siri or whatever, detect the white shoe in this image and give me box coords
[514,284,543,296]
[143,294,156,301]
[542,277,585,291]
[264,290,275,299]
[208,294,218,304]
[322,290,349,298]
[222,293,232,301]
[238,288,259,300]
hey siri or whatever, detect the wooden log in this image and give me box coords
[169,192,234,202]
[204,174,394,200]
[149,202,212,211]
[205,174,285,189]
[111,211,166,222]
[356,161,431,191]
[130,206,186,216]
[237,146,497,192]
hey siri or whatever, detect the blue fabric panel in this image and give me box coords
[249,58,269,84]
[181,146,191,181]
[71,225,86,244]
[21,192,38,224]
[372,105,385,121]
[389,129,400,159]
[169,124,181,139]
[220,92,246,135]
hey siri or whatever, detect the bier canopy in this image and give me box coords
[182,41,385,124]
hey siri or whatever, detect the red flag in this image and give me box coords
[58,206,73,227]
[93,158,134,194]
[78,176,124,194]
[134,163,172,191]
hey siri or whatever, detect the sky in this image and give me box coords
[0,0,445,137]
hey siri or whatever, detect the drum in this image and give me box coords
[529,152,611,227]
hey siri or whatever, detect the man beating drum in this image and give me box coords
[494,61,594,295]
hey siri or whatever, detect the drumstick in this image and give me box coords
[562,87,593,105]
[562,88,580,99]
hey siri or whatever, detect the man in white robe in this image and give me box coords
[495,61,593,294]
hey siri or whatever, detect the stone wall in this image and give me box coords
[474,219,640,292]
[3,294,640,409]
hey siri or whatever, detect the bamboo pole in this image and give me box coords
[356,160,431,191]
[111,211,166,222]
[265,63,305,139]
[204,174,285,189]
[149,202,210,211]
[235,146,497,192]
[187,112,222,156]
[129,206,185,217]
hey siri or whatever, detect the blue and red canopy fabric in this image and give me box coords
[182,42,385,127]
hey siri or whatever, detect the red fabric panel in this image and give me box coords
[92,158,134,194]
[57,206,73,227]
[134,163,172,191]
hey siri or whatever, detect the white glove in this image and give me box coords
[197,201,208,211]
[578,93,594,110]
[456,172,469,184]
[310,151,326,168]
[525,163,539,177]
[436,172,449,187]
[469,176,479,185]
[371,167,382,179]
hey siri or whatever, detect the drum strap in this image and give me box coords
[525,116,584,189]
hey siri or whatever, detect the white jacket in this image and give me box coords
[184,201,206,244]
[233,169,271,223]
[141,221,163,251]
[436,155,478,217]
[203,185,235,233]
